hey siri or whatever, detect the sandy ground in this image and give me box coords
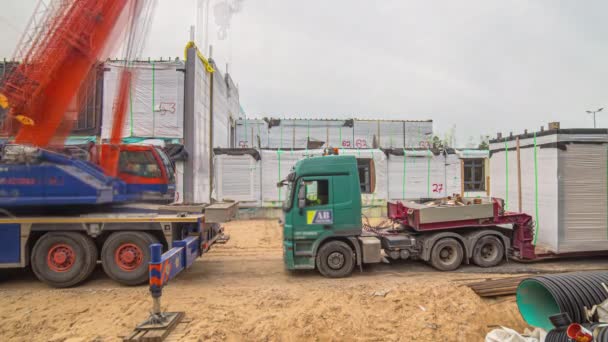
[1,219,608,342]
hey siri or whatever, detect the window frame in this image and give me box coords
[463,158,485,191]
[301,178,331,208]
[356,158,376,194]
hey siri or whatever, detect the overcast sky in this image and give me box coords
[1,1,606,146]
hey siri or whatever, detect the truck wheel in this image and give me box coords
[101,231,158,286]
[316,240,355,278]
[472,236,504,267]
[31,232,98,288]
[429,238,463,271]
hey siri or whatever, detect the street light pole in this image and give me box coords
[586,108,604,128]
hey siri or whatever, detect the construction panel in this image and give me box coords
[101,61,185,139]
[214,154,261,207]
[559,144,608,252]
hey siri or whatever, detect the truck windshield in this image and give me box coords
[155,147,175,183]
[119,151,162,178]
[281,172,296,211]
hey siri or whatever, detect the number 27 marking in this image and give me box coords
[432,183,443,193]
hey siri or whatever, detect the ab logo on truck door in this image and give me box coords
[306,210,333,225]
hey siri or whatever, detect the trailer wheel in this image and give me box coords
[31,232,98,288]
[472,236,504,267]
[101,231,158,286]
[316,240,355,278]
[429,238,463,271]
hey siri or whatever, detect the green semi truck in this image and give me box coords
[280,154,537,278]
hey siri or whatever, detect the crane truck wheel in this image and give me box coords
[31,232,98,288]
[101,231,158,286]
[429,238,464,271]
[316,240,355,278]
[471,236,504,267]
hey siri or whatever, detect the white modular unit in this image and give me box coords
[352,120,377,148]
[191,56,211,203]
[235,119,268,148]
[405,121,433,148]
[102,61,185,139]
[266,122,289,149]
[211,64,233,148]
[260,149,324,207]
[387,150,461,201]
[214,150,261,207]
[490,129,608,254]
[379,121,404,148]
[273,119,355,149]
[327,122,354,148]
[225,74,240,147]
[242,118,433,149]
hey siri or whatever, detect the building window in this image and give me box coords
[464,158,485,191]
[357,158,376,194]
[304,180,329,206]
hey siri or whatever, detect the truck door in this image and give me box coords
[332,174,362,235]
[292,177,334,263]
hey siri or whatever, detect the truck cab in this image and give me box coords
[281,155,368,277]
[115,145,176,202]
[98,144,176,202]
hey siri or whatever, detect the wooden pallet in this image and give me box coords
[466,276,529,297]
[124,312,185,342]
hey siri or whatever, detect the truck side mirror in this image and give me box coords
[298,185,306,208]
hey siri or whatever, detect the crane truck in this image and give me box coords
[280,154,536,277]
[0,0,235,288]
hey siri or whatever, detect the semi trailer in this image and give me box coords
[280,154,537,277]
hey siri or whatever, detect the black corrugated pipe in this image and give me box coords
[545,324,608,342]
[597,325,608,341]
[545,327,569,342]
[516,272,608,331]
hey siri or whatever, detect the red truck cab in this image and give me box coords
[96,143,175,202]
[115,144,176,202]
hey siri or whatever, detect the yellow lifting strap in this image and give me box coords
[184,41,215,73]
[15,115,35,126]
[0,93,8,109]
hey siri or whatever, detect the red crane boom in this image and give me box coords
[0,0,132,147]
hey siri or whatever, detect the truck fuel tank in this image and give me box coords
[380,235,416,250]
[358,236,382,264]
[381,235,417,260]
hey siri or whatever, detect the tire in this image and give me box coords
[31,232,98,288]
[316,240,355,278]
[472,235,504,267]
[429,238,464,271]
[101,231,158,286]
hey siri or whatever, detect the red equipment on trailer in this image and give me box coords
[387,198,537,261]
